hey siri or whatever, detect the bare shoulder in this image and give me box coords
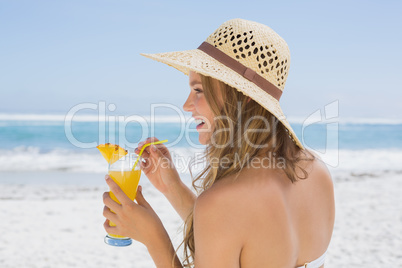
[195,169,285,217]
[193,178,248,229]
[194,167,293,241]
[301,150,334,189]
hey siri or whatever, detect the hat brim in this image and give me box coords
[141,49,304,149]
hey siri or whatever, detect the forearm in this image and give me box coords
[164,180,196,221]
[147,231,183,268]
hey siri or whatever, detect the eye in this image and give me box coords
[193,88,203,94]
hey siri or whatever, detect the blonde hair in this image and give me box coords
[179,74,314,267]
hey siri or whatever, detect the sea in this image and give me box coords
[0,113,401,181]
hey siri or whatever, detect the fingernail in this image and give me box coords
[138,185,142,192]
[105,175,110,181]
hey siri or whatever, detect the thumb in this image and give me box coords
[135,185,151,208]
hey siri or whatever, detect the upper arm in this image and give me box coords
[193,189,244,268]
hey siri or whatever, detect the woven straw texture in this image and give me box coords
[141,18,303,149]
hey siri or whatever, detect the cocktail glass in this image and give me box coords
[104,150,141,247]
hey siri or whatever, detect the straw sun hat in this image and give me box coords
[141,18,303,149]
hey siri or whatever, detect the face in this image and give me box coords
[183,71,216,145]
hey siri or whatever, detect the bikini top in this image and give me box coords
[296,250,327,268]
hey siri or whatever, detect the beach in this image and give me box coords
[329,172,402,266]
[0,172,184,268]
[1,116,402,267]
[1,169,401,267]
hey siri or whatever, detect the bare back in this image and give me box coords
[194,155,335,268]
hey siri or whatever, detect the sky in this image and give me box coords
[1,0,401,120]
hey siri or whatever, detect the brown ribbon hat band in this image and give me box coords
[197,42,283,101]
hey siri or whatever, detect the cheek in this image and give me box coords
[194,97,207,113]
[197,99,216,129]
[196,98,212,116]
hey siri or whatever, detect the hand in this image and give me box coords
[135,137,181,194]
[102,175,169,246]
[136,137,196,222]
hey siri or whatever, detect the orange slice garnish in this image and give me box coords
[96,143,128,164]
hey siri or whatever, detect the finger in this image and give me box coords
[139,154,150,168]
[139,158,151,171]
[137,146,151,159]
[137,137,159,150]
[105,176,132,205]
[104,219,119,235]
[135,185,152,209]
[140,150,154,166]
[146,137,159,143]
[152,144,172,162]
[137,141,145,148]
[103,192,122,212]
[151,144,167,154]
[136,140,148,151]
[103,206,119,223]
[141,148,150,158]
[149,144,164,158]
[149,145,168,165]
[148,146,170,173]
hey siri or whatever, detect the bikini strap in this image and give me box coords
[296,250,327,268]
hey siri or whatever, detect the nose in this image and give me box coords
[183,92,194,112]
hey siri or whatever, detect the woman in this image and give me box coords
[102,19,335,268]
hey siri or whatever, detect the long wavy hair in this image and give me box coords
[179,74,314,267]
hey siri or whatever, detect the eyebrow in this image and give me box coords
[189,81,202,87]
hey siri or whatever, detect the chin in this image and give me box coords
[197,128,213,145]
[198,137,208,145]
[198,134,210,145]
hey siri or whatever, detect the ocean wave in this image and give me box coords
[0,147,401,180]
[0,146,203,174]
[0,146,106,173]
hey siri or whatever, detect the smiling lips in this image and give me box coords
[194,118,206,129]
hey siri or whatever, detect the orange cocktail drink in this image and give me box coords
[107,169,141,238]
[105,151,141,246]
[97,143,141,247]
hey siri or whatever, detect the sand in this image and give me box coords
[0,171,401,267]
